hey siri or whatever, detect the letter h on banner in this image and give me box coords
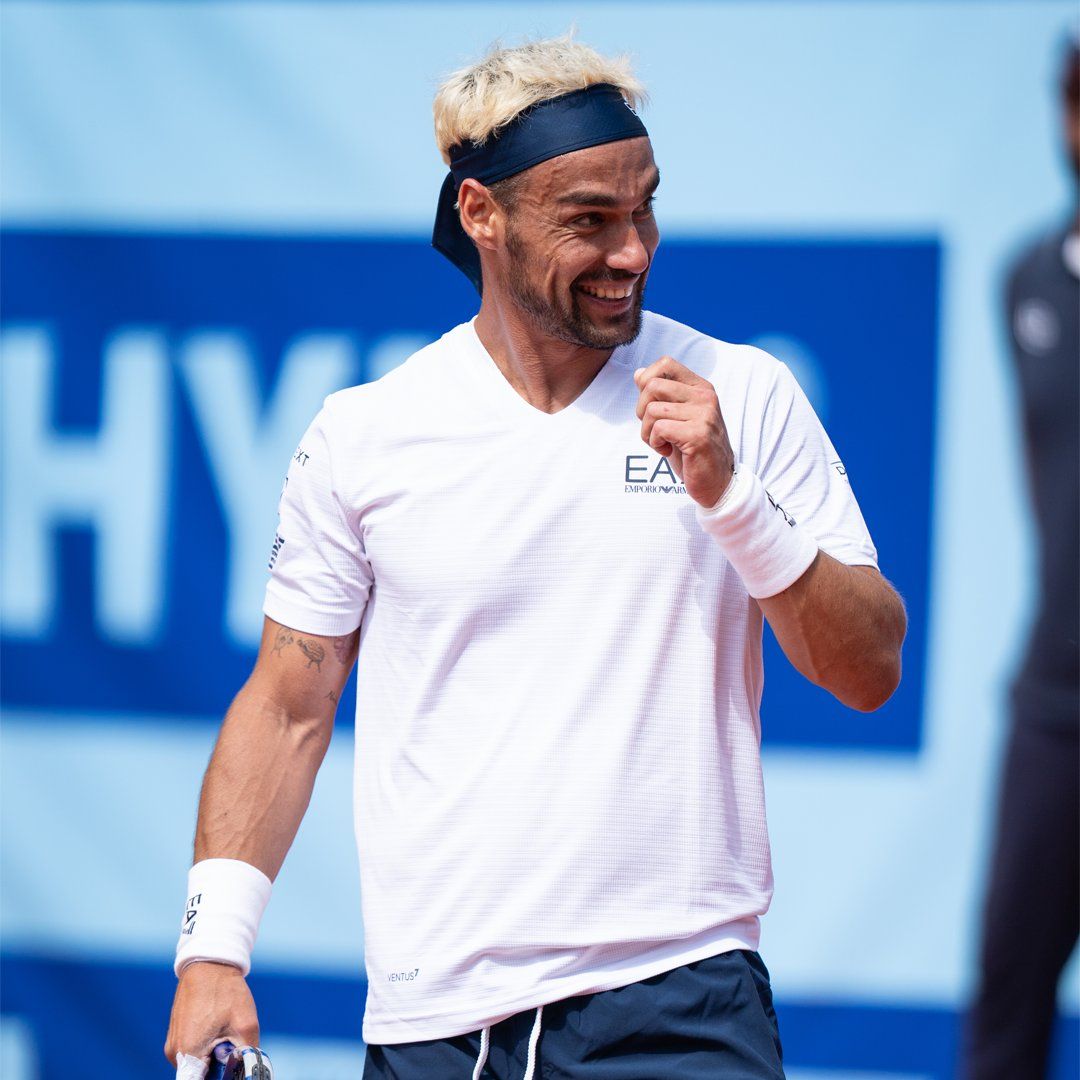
[0,325,169,644]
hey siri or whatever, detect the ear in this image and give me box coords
[458,179,503,252]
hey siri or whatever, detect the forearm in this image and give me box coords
[167,621,352,1058]
[194,682,332,881]
[757,552,906,712]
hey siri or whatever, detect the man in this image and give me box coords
[166,36,906,1080]
[963,39,1079,1080]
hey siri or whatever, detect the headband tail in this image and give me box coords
[432,172,484,295]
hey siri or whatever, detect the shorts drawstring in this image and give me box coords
[472,1004,544,1080]
[471,1024,491,1080]
[523,1004,543,1080]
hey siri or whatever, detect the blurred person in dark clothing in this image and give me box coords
[963,37,1080,1080]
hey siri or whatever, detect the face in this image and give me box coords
[492,137,660,350]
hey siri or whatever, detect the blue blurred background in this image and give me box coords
[0,2,1076,1077]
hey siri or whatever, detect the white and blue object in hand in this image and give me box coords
[209,1042,274,1080]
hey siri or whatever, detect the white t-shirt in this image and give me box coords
[263,311,878,1044]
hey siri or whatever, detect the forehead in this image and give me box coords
[520,136,658,205]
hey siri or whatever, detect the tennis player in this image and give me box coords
[165,35,906,1080]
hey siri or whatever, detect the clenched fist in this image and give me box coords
[634,355,735,508]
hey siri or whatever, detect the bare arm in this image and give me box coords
[634,356,905,713]
[194,617,358,878]
[165,616,358,1066]
[756,554,906,712]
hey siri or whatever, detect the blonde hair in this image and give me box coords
[433,33,647,164]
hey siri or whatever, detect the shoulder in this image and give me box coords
[634,310,785,388]
[319,321,472,438]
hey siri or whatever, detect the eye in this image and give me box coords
[635,196,657,217]
[571,213,604,228]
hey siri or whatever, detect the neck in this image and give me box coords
[473,289,613,415]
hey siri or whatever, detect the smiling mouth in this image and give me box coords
[577,281,636,300]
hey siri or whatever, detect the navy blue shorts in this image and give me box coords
[362,949,785,1079]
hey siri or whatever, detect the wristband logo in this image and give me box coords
[181,892,202,935]
[765,490,797,527]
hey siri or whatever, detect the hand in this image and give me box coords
[634,356,735,508]
[164,961,260,1070]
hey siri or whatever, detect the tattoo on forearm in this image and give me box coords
[325,689,339,705]
[272,629,294,656]
[332,635,351,666]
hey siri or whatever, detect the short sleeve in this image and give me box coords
[263,402,373,636]
[754,359,878,568]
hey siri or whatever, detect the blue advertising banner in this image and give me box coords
[0,228,937,751]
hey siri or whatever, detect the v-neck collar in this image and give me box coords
[459,317,632,424]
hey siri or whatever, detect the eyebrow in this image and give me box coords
[556,167,661,208]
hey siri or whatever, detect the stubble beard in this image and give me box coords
[503,229,645,351]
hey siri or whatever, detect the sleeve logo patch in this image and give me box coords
[268,533,285,570]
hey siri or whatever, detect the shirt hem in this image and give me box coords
[361,920,760,1045]
[262,591,361,638]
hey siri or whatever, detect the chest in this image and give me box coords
[354,410,723,613]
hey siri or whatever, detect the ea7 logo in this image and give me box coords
[624,454,687,495]
[766,491,797,527]
[624,454,679,486]
[181,892,202,935]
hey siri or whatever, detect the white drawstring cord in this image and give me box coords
[522,1005,544,1080]
[471,1024,491,1080]
[471,1004,543,1080]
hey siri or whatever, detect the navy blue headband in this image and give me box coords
[432,83,649,294]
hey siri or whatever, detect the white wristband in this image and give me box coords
[696,466,819,598]
[174,858,272,978]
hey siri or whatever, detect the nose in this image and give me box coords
[607,220,650,276]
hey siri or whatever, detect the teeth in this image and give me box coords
[580,284,634,300]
